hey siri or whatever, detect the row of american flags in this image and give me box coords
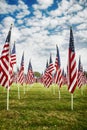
[0,25,87,93]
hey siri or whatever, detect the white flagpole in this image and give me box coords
[71,94,73,110]
[17,68,20,99]
[7,88,9,110]
[7,24,12,110]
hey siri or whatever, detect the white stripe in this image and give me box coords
[71,67,77,78]
[1,76,6,86]
[69,75,77,92]
[0,59,9,76]
[2,51,9,57]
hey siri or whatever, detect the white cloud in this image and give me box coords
[67,3,83,14]
[77,8,87,20]
[0,0,87,73]
[16,0,30,19]
[75,30,87,40]
[37,0,54,9]
[16,10,30,19]
[69,15,84,24]
[33,0,53,10]
[76,48,87,71]
[1,17,15,28]
[33,10,42,18]
[11,27,21,43]
[49,0,70,17]
[0,0,17,14]
[76,23,87,30]
[0,0,31,20]
[17,19,23,24]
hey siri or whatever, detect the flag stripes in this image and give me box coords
[0,25,87,89]
[17,52,24,85]
[68,27,77,93]
[11,42,16,65]
[0,25,13,88]
[54,45,63,88]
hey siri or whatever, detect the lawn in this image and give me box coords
[0,83,87,130]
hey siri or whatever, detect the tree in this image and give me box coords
[34,72,41,78]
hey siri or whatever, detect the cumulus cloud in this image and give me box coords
[0,0,17,14]
[33,0,53,9]
[1,17,15,28]
[0,0,31,20]
[16,0,30,19]
[76,23,87,30]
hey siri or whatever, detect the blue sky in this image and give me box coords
[0,0,87,73]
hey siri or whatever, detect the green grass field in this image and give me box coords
[0,83,87,130]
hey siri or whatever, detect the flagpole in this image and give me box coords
[17,68,20,99]
[7,24,12,110]
[7,88,9,110]
[71,94,73,110]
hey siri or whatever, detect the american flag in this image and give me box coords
[26,60,34,84]
[43,54,54,88]
[62,69,67,85]
[18,52,24,85]
[47,54,54,74]
[11,42,16,66]
[54,45,63,88]
[0,25,13,88]
[77,56,84,88]
[68,27,77,93]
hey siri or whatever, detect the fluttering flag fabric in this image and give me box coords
[26,60,34,84]
[11,41,16,66]
[77,56,84,88]
[54,45,63,88]
[68,27,77,93]
[43,54,54,88]
[18,52,24,85]
[0,25,13,88]
[62,69,67,85]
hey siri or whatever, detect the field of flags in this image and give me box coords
[0,24,87,110]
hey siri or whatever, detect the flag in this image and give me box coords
[54,45,63,88]
[0,25,13,88]
[11,41,16,66]
[47,54,54,73]
[68,27,77,93]
[62,69,67,85]
[26,60,34,84]
[77,56,84,88]
[18,52,24,85]
[43,54,54,87]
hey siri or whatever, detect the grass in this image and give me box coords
[0,83,87,130]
